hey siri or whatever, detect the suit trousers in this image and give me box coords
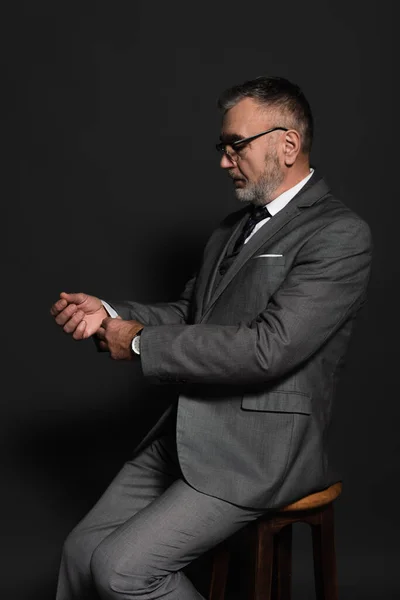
[56,432,266,599]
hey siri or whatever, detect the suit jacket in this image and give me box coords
[110,173,373,509]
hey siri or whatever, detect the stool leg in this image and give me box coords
[249,520,275,600]
[311,503,338,600]
[209,543,230,600]
[273,524,292,600]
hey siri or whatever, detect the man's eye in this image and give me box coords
[233,141,247,153]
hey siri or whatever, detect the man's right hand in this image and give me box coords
[50,292,108,340]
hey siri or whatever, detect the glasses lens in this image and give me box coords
[216,144,237,163]
[227,149,237,163]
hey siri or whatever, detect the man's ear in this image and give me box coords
[282,130,301,166]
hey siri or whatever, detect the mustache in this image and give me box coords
[228,170,245,181]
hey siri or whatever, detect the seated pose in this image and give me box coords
[50,75,372,600]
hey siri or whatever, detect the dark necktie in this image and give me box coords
[216,205,273,284]
[233,205,272,253]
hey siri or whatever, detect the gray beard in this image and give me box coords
[235,172,284,206]
[234,155,284,206]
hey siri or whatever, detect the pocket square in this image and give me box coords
[254,254,283,258]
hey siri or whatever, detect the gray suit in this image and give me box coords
[111,173,372,509]
[56,173,372,599]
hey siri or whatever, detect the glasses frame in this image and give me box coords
[216,126,289,164]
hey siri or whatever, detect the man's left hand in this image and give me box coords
[97,317,144,360]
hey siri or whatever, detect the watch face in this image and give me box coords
[132,334,141,355]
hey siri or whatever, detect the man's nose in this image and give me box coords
[220,153,234,169]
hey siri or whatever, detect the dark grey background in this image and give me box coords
[2,1,397,599]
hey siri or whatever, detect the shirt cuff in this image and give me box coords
[101,300,119,318]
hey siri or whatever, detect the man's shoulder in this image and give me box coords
[309,191,373,254]
[310,179,371,237]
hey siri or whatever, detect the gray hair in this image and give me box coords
[218,76,314,155]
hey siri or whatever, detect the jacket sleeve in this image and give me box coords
[106,275,197,326]
[139,217,373,384]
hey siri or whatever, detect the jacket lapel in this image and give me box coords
[201,175,330,319]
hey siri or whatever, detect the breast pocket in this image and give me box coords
[207,255,287,323]
[252,255,286,266]
[250,255,286,287]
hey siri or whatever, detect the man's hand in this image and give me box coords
[50,292,108,340]
[97,318,144,360]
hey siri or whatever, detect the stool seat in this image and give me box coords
[279,482,342,512]
[209,482,343,600]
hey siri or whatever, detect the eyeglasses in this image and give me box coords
[216,126,289,164]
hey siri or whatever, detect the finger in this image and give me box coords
[63,309,85,334]
[98,340,109,351]
[72,319,87,340]
[50,298,67,316]
[55,304,77,326]
[60,291,87,306]
[101,317,112,328]
[96,326,106,340]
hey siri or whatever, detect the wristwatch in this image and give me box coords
[131,329,143,356]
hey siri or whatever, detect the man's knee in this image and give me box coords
[91,538,161,597]
[61,524,94,574]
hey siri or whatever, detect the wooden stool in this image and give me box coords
[209,482,342,600]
